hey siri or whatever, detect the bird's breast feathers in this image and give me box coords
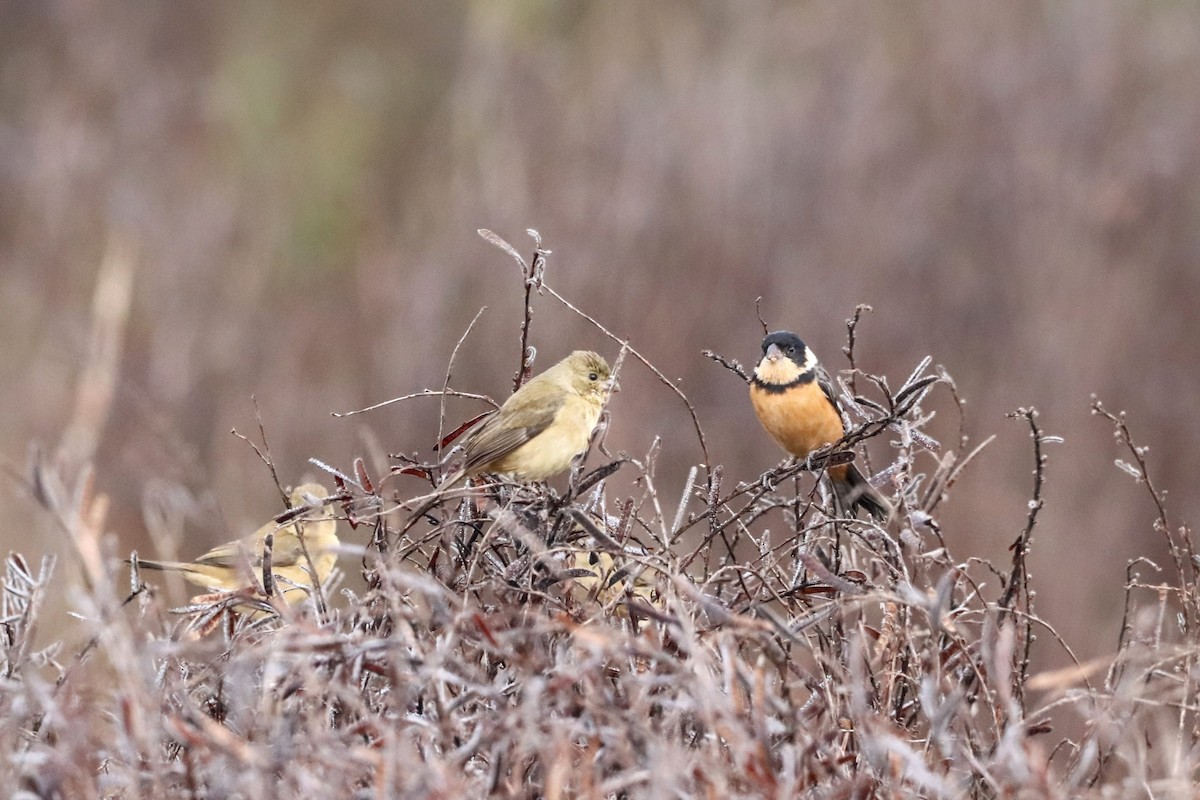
[750,379,845,459]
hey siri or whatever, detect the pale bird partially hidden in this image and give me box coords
[562,510,663,612]
[134,483,339,609]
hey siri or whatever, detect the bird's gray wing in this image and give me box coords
[814,363,848,425]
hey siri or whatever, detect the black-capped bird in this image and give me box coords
[750,331,892,522]
[134,483,339,605]
[405,351,614,526]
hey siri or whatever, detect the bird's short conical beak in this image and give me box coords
[765,343,784,362]
[604,377,619,394]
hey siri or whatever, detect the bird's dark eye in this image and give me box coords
[786,346,795,354]
[588,372,598,381]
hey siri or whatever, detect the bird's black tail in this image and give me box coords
[834,464,893,523]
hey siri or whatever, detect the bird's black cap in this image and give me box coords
[761,331,807,361]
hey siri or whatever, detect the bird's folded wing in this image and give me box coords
[815,364,842,415]
[459,397,561,473]
[194,539,257,569]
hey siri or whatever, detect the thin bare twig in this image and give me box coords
[842,304,872,399]
[516,231,547,391]
[754,297,769,335]
[1091,396,1191,590]
[702,349,750,382]
[438,306,489,463]
[1000,406,1048,711]
[231,396,286,507]
[332,389,499,418]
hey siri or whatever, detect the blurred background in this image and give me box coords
[2,1,1197,664]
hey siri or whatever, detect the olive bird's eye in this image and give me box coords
[588,372,599,381]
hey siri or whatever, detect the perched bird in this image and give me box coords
[750,331,892,522]
[566,547,662,610]
[135,483,339,606]
[561,510,662,610]
[406,351,614,525]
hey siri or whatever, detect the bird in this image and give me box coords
[405,350,614,526]
[134,483,339,606]
[566,549,661,609]
[560,510,662,610]
[749,331,892,522]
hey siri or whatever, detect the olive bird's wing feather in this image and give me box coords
[459,391,564,474]
[192,539,255,569]
[191,521,326,571]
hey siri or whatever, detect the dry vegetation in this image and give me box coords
[4,0,1200,673]
[4,235,1198,799]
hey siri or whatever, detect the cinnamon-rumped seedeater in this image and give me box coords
[134,483,339,605]
[405,351,614,526]
[750,331,892,521]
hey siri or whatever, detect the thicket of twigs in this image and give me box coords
[4,232,1197,798]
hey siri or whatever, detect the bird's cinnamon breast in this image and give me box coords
[750,380,845,460]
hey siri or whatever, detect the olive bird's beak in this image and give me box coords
[603,377,620,394]
[765,343,784,362]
